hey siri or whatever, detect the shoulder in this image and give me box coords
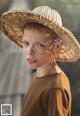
[59,72,71,92]
[44,72,71,101]
[50,72,71,89]
[45,72,70,89]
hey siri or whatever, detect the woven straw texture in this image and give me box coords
[0,6,80,62]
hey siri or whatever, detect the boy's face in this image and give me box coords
[22,29,50,69]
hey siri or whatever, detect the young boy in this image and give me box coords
[1,6,80,116]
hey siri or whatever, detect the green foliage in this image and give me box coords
[29,0,80,41]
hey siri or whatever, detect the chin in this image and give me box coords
[27,61,45,69]
[30,66,37,70]
[28,64,37,70]
[28,64,42,70]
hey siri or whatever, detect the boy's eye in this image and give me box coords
[23,41,29,46]
[37,43,44,47]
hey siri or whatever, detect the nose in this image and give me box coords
[27,46,35,55]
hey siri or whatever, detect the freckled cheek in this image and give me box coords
[22,47,45,58]
[36,50,45,59]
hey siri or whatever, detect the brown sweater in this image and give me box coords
[20,72,71,116]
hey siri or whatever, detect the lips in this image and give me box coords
[27,59,37,64]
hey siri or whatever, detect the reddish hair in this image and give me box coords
[23,22,58,40]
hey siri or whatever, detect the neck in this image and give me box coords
[36,62,62,78]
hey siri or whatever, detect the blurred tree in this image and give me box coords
[0,0,13,16]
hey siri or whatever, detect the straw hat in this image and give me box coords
[0,6,80,62]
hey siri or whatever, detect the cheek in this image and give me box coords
[36,50,45,58]
[37,49,49,63]
[37,52,46,62]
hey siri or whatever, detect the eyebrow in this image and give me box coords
[23,38,45,44]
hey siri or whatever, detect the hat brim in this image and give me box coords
[1,10,80,62]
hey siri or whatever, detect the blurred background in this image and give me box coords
[0,0,80,116]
